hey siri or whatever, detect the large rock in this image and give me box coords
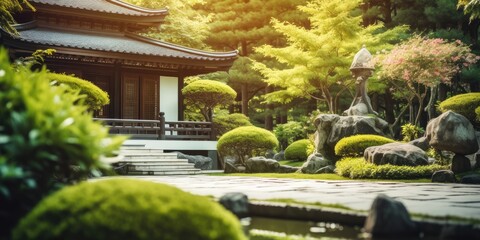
[315,165,335,174]
[224,162,245,173]
[245,157,280,173]
[314,114,390,161]
[364,142,429,166]
[426,111,479,155]
[277,165,299,173]
[460,174,480,184]
[176,152,212,170]
[364,194,418,237]
[451,154,472,174]
[273,151,285,161]
[219,192,249,218]
[300,153,330,174]
[408,136,430,151]
[431,170,456,183]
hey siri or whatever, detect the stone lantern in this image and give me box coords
[344,46,378,116]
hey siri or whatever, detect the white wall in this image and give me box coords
[160,76,178,121]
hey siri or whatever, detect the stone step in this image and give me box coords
[124,161,193,166]
[122,153,178,159]
[120,148,165,153]
[121,144,146,149]
[117,159,189,164]
[128,165,196,171]
[126,169,201,176]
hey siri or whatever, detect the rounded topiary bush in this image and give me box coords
[334,134,395,157]
[213,113,252,138]
[438,92,480,126]
[284,139,313,161]
[217,126,278,164]
[47,72,110,111]
[13,179,246,240]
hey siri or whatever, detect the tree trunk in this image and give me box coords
[241,84,249,116]
[265,86,274,130]
[415,97,424,126]
[425,86,438,121]
[384,91,395,124]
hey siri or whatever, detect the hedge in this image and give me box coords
[438,92,480,126]
[335,157,447,179]
[334,134,395,157]
[47,72,110,111]
[284,139,314,161]
[13,179,246,240]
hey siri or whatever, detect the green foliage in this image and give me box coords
[13,179,246,240]
[47,73,110,111]
[284,139,313,161]
[335,157,447,179]
[212,113,252,138]
[458,0,480,20]
[334,135,395,157]
[274,121,307,150]
[217,126,278,165]
[0,49,124,237]
[0,0,34,35]
[438,92,480,126]
[426,148,451,166]
[182,80,237,121]
[401,123,425,142]
[476,106,480,122]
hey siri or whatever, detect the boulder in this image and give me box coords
[408,136,430,151]
[245,157,280,173]
[277,165,299,173]
[176,152,212,170]
[315,165,335,174]
[460,174,480,184]
[224,162,245,174]
[364,142,429,166]
[431,170,456,183]
[451,154,471,174]
[273,151,285,161]
[364,194,418,237]
[219,192,249,218]
[265,149,276,159]
[300,153,330,174]
[426,111,479,155]
[314,114,390,161]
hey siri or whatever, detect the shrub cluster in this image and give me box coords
[0,49,123,237]
[212,113,252,138]
[273,121,307,150]
[13,179,246,240]
[476,106,480,122]
[334,134,395,157]
[284,139,314,161]
[438,92,480,126]
[47,72,110,111]
[401,123,425,142]
[217,126,278,165]
[335,157,447,179]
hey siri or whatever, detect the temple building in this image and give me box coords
[1,0,238,121]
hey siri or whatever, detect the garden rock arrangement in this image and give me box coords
[431,170,456,183]
[426,111,479,173]
[300,153,331,174]
[364,142,429,166]
[176,152,212,170]
[225,157,298,174]
[314,114,390,161]
[219,192,249,218]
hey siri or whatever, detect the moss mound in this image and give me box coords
[284,139,313,161]
[438,92,480,126]
[47,72,110,111]
[335,157,447,179]
[13,179,246,240]
[335,134,395,157]
[217,126,278,164]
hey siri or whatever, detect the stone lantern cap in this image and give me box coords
[350,46,374,71]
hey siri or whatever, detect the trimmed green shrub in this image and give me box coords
[217,126,278,165]
[476,106,480,122]
[182,80,236,121]
[334,134,395,157]
[47,72,109,111]
[284,139,314,161]
[401,123,424,142]
[274,121,307,150]
[438,92,480,126]
[0,49,124,238]
[13,179,246,240]
[213,113,252,138]
[335,157,447,179]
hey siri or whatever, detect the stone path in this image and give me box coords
[112,175,480,220]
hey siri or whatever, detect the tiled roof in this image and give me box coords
[30,0,168,17]
[12,25,237,61]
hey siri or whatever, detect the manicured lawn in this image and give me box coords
[209,172,431,183]
[278,160,305,167]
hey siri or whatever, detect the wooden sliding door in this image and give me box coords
[121,73,159,120]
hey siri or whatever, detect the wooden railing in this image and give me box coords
[94,112,215,141]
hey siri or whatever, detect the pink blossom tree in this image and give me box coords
[374,36,478,125]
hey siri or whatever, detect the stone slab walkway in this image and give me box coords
[111,175,480,220]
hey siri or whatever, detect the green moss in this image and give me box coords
[334,134,395,157]
[284,139,313,161]
[217,126,278,164]
[213,113,252,138]
[47,72,110,111]
[335,157,448,179]
[13,179,246,240]
[438,92,480,126]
